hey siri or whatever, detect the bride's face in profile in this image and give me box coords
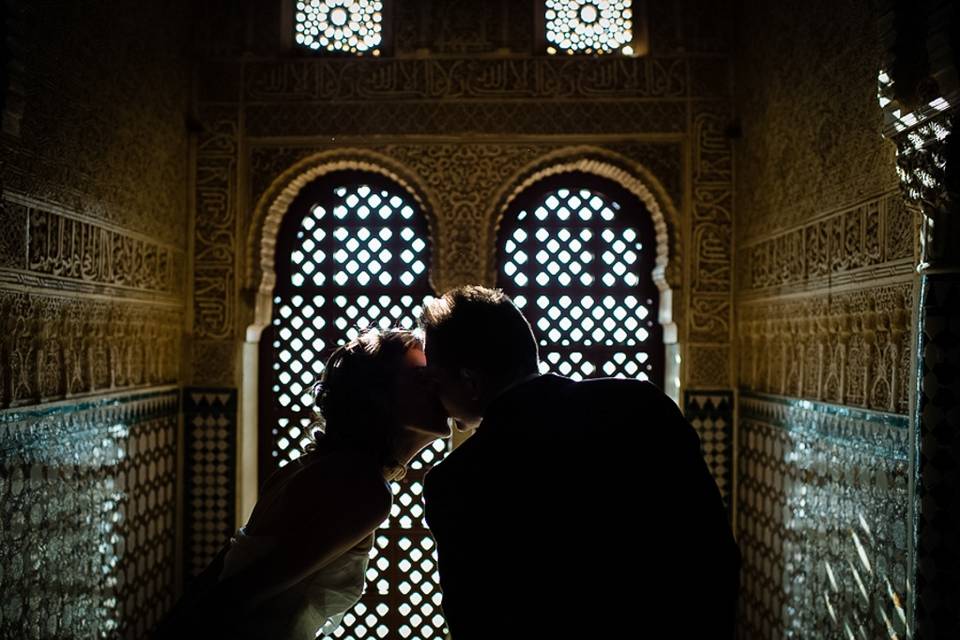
[393,346,452,439]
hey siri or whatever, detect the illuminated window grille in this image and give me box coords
[544,0,634,55]
[294,0,384,54]
[497,174,663,386]
[262,172,448,639]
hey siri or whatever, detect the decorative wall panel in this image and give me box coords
[0,1,191,247]
[0,198,28,268]
[0,290,182,409]
[248,142,685,229]
[24,208,181,293]
[392,0,535,54]
[242,57,690,102]
[733,2,919,638]
[737,190,918,297]
[734,1,900,244]
[182,389,237,578]
[688,102,734,387]
[192,108,240,386]
[245,100,689,138]
[684,390,733,510]
[737,393,910,640]
[0,195,184,299]
[687,344,731,388]
[246,141,685,304]
[737,284,914,415]
[0,389,180,639]
[0,2,191,637]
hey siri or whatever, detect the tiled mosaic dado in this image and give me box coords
[684,390,734,512]
[737,392,911,639]
[182,388,237,579]
[0,389,179,639]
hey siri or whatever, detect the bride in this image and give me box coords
[154,328,452,639]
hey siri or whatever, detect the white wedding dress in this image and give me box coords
[217,453,374,639]
[218,527,373,638]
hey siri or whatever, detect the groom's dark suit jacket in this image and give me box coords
[423,374,740,639]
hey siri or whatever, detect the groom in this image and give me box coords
[419,286,739,638]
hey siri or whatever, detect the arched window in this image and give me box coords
[497,172,663,386]
[260,170,447,639]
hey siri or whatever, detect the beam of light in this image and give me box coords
[824,560,839,592]
[850,529,873,574]
[856,513,873,542]
[824,591,838,624]
[848,559,871,604]
[879,608,900,640]
[884,576,909,633]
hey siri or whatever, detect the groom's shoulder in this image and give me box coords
[565,377,685,427]
[511,373,645,408]
[570,376,672,406]
[422,458,448,501]
[423,436,473,489]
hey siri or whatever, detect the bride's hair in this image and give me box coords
[305,328,420,473]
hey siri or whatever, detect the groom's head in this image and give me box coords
[419,286,539,430]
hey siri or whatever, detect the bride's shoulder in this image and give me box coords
[301,446,380,471]
[297,449,391,506]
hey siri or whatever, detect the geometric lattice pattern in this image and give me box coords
[684,391,733,512]
[545,0,634,55]
[329,440,450,640]
[269,181,433,469]
[737,393,911,640]
[183,389,237,579]
[0,390,179,639]
[267,175,447,639]
[498,182,662,386]
[294,0,384,54]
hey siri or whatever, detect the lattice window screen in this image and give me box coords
[544,0,635,55]
[497,174,663,386]
[263,172,448,639]
[294,0,385,55]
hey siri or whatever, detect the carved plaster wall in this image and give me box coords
[734,1,919,638]
[0,0,191,407]
[0,1,191,638]
[193,53,736,394]
[735,0,901,244]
